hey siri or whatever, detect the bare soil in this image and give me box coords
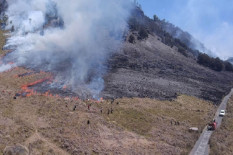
[103,34,233,104]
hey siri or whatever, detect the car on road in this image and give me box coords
[219,110,226,117]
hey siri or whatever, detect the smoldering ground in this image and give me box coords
[0,0,132,98]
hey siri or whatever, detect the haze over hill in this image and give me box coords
[228,57,233,65]
[138,0,233,60]
[103,6,233,104]
[1,0,132,99]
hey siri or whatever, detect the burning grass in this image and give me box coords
[0,27,217,154]
[0,66,217,154]
[0,82,216,154]
[210,95,233,155]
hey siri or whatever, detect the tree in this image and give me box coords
[153,15,159,21]
[197,53,224,72]
[128,35,135,43]
[212,57,223,71]
[138,27,148,40]
[197,53,212,67]
[224,62,233,72]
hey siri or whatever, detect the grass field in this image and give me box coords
[102,96,216,154]
[0,27,217,155]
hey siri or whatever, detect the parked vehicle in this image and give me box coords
[219,110,225,117]
[207,120,216,131]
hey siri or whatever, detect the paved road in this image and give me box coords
[189,88,233,155]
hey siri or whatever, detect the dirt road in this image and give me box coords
[189,88,233,155]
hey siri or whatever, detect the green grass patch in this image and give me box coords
[107,108,153,136]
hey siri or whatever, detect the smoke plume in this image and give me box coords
[1,0,131,98]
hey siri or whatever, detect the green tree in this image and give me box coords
[128,35,135,43]
[138,27,148,40]
[224,62,233,72]
[153,15,159,21]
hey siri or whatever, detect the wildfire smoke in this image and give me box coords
[0,0,132,98]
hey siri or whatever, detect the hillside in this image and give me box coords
[1,3,233,103]
[0,30,217,154]
[0,67,216,155]
[102,7,233,104]
[0,2,233,155]
[159,18,213,57]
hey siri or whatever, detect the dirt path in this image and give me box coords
[189,88,233,155]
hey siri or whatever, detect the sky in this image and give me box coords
[138,0,233,60]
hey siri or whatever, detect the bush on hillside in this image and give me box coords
[224,62,233,72]
[138,27,148,40]
[178,47,188,57]
[212,57,224,71]
[197,53,233,72]
[128,35,135,43]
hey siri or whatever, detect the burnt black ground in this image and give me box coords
[102,34,233,104]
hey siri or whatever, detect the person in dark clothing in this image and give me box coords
[73,105,77,111]
[87,120,90,124]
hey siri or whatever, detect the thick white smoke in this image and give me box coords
[0,63,16,72]
[1,0,132,98]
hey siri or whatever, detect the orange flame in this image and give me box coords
[21,77,52,97]
[20,76,82,102]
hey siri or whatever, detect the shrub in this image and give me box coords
[197,53,225,72]
[212,57,224,71]
[128,35,135,43]
[153,14,159,21]
[224,62,233,72]
[138,27,148,40]
[178,47,188,57]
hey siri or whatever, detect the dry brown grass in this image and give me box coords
[0,29,5,52]
[0,66,217,154]
[0,29,217,155]
[102,96,216,154]
[0,28,9,57]
[210,96,233,155]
